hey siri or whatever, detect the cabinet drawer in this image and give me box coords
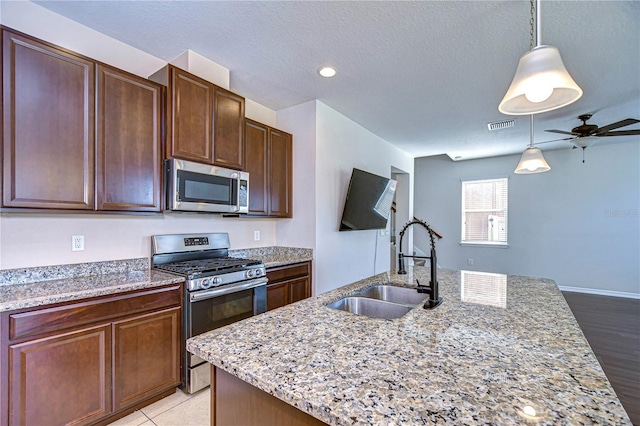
[266,262,310,283]
[9,285,181,341]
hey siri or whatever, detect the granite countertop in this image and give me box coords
[229,246,313,268]
[187,267,631,425]
[0,258,184,313]
[0,246,311,313]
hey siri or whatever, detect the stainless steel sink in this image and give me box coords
[326,297,413,319]
[355,285,428,306]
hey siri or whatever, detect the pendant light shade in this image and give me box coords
[514,115,551,174]
[514,147,551,174]
[499,45,583,115]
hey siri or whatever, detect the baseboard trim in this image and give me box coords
[559,285,640,300]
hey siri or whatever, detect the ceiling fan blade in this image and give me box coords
[545,129,578,136]
[535,137,574,145]
[598,129,640,137]
[594,118,640,135]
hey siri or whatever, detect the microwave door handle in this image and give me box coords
[233,172,241,212]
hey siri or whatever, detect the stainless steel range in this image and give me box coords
[151,233,267,394]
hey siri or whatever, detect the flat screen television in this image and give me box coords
[339,168,397,231]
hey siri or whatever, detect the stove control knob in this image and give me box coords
[246,269,255,279]
[201,278,213,289]
[212,277,223,286]
[254,269,263,277]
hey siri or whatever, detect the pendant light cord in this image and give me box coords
[529,115,535,148]
[529,0,535,50]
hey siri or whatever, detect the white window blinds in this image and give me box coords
[461,178,508,244]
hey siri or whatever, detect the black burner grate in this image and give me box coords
[154,257,261,278]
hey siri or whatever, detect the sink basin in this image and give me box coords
[326,297,413,319]
[355,285,428,306]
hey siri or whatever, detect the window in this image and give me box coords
[461,178,508,245]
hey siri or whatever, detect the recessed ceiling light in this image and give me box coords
[318,66,336,78]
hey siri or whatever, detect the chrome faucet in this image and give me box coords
[397,218,443,309]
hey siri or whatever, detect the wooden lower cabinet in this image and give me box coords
[113,308,180,411]
[212,366,325,426]
[8,325,111,426]
[1,284,182,426]
[266,262,311,311]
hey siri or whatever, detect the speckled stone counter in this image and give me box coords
[187,267,631,425]
[0,258,184,312]
[230,246,313,268]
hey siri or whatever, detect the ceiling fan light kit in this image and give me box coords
[499,0,582,116]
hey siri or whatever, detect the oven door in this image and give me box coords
[184,277,267,393]
[166,158,249,214]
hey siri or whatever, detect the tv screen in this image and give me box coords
[339,168,397,231]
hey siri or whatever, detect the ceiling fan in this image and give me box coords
[543,114,640,149]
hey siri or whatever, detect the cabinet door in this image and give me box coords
[2,30,95,209]
[268,129,292,218]
[8,325,111,426]
[213,87,245,170]
[244,119,269,215]
[266,282,288,312]
[288,277,311,304]
[113,307,180,411]
[168,66,213,163]
[96,65,162,212]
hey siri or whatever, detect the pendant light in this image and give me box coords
[515,115,551,174]
[499,0,582,115]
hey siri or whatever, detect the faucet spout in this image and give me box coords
[396,218,443,309]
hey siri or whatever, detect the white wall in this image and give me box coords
[0,214,276,269]
[313,102,414,294]
[414,141,640,296]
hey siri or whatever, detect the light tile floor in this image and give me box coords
[108,387,210,426]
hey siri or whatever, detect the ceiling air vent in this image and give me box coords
[487,118,516,131]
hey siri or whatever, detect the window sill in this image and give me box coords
[459,242,509,249]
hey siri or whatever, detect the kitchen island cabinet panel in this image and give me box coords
[9,325,111,426]
[96,64,163,212]
[113,307,180,411]
[2,29,95,210]
[212,367,325,426]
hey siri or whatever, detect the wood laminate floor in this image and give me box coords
[563,292,640,425]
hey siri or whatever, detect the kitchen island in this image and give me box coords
[186,267,631,425]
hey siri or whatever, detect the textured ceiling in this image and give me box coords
[32,0,640,160]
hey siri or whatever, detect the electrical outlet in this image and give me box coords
[254,230,260,241]
[468,258,474,265]
[72,235,85,251]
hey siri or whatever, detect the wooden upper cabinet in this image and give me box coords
[268,128,292,218]
[244,119,269,215]
[167,66,214,163]
[2,29,95,210]
[213,87,245,170]
[96,64,163,212]
[244,119,292,218]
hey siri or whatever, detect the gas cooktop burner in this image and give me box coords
[154,257,262,279]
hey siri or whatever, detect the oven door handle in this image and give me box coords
[189,277,268,302]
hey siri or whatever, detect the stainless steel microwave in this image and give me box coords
[165,159,249,214]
